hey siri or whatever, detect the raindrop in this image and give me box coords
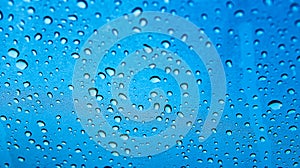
[105,67,115,76]
[68,15,78,21]
[71,53,80,59]
[37,120,45,127]
[263,0,274,6]
[43,16,53,24]
[290,3,299,12]
[16,59,28,70]
[143,44,153,54]
[150,76,161,83]
[234,10,244,17]
[289,125,297,131]
[132,7,143,17]
[0,115,7,121]
[287,88,295,94]
[25,131,32,137]
[164,104,172,113]
[18,157,25,162]
[161,40,171,48]
[88,88,98,97]
[268,100,282,110]
[295,20,300,28]
[23,81,31,87]
[77,0,88,9]
[98,130,106,138]
[47,92,53,98]
[226,130,232,135]
[8,48,20,58]
[120,134,129,140]
[226,60,232,67]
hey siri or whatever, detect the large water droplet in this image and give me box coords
[16,59,28,70]
[268,100,282,110]
[8,48,20,58]
[77,0,88,9]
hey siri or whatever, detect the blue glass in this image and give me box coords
[0,0,299,167]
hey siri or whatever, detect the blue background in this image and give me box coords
[0,0,299,167]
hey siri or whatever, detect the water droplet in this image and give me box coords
[289,125,297,131]
[71,53,80,59]
[0,11,3,20]
[226,130,232,135]
[105,67,115,76]
[139,18,148,27]
[164,104,172,113]
[25,131,32,137]
[23,81,31,87]
[109,141,118,148]
[226,60,232,67]
[0,115,7,121]
[143,44,153,54]
[16,59,28,70]
[18,156,25,162]
[98,72,106,79]
[8,48,19,58]
[88,88,98,97]
[255,28,264,36]
[114,116,122,123]
[98,130,106,138]
[77,0,88,9]
[75,148,82,153]
[37,120,45,127]
[132,7,143,17]
[47,92,53,98]
[118,93,127,100]
[290,3,299,12]
[43,16,53,24]
[263,0,274,6]
[68,15,78,21]
[234,10,244,17]
[120,134,129,140]
[287,88,295,94]
[161,40,170,48]
[295,20,300,28]
[150,76,161,83]
[180,83,188,90]
[268,100,282,110]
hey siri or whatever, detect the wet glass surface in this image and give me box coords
[0,0,299,167]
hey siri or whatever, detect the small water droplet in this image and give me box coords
[120,134,129,140]
[226,60,232,67]
[143,44,153,54]
[150,76,161,83]
[105,67,115,76]
[43,16,53,24]
[164,104,172,113]
[263,0,274,6]
[37,120,45,127]
[132,7,143,17]
[161,40,171,48]
[88,88,98,97]
[226,130,232,135]
[98,130,106,138]
[234,10,244,17]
